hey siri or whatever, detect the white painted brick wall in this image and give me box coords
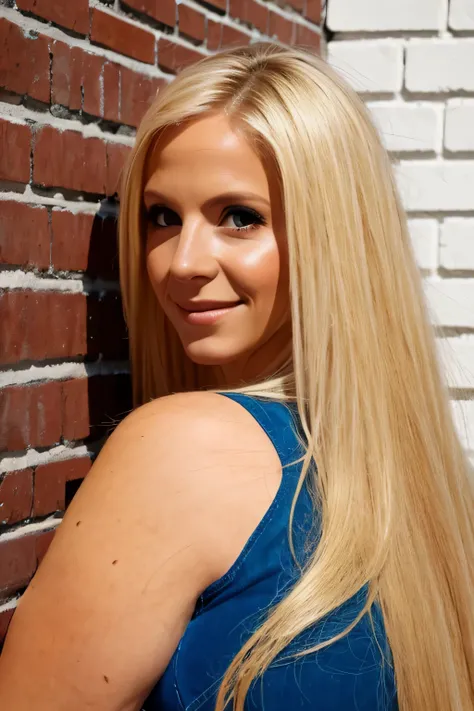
[449,0,474,30]
[327,0,474,457]
[424,280,474,328]
[396,162,474,212]
[445,100,474,152]
[408,219,439,270]
[327,0,448,32]
[405,40,474,93]
[440,219,474,270]
[439,337,474,390]
[367,102,443,153]
[327,40,403,93]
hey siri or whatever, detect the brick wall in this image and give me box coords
[327,0,474,465]
[0,1,322,642]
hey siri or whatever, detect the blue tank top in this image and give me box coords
[144,392,398,711]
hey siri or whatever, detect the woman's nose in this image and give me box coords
[168,219,218,282]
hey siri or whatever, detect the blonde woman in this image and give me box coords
[0,42,473,711]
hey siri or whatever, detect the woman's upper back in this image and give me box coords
[146,392,397,711]
[0,390,396,711]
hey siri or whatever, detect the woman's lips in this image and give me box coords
[176,302,243,325]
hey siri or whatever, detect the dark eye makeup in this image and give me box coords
[145,204,267,233]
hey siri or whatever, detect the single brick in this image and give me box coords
[0,119,31,184]
[34,459,91,517]
[51,40,82,110]
[407,219,438,271]
[61,378,90,442]
[51,41,114,120]
[34,460,67,516]
[0,201,50,269]
[120,67,164,127]
[367,102,443,153]
[327,0,446,31]
[207,21,249,51]
[178,4,206,43]
[0,469,33,525]
[229,0,268,33]
[405,39,474,93]
[305,0,322,24]
[106,143,132,196]
[122,0,176,27]
[16,0,89,35]
[396,161,474,212]
[0,382,62,452]
[328,40,404,93]
[424,279,474,329]
[158,37,205,74]
[450,0,474,29]
[220,24,250,48]
[51,210,94,272]
[268,12,295,45]
[81,51,105,118]
[90,8,155,65]
[0,535,37,595]
[103,62,120,123]
[444,99,474,152]
[294,23,321,50]
[56,457,91,482]
[0,291,87,365]
[440,219,474,271]
[36,528,56,564]
[0,18,50,103]
[33,126,107,194]
[207,19,222,51]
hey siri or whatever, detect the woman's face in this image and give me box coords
[144,113,291,386]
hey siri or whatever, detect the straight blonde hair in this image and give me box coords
[119,43,474,711]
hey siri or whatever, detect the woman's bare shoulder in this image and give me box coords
[108,390,281,486]
[0,391,281,711]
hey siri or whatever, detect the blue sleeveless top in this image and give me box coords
[144,392,398,711]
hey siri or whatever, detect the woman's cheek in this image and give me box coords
[237,236,281,291]
[145,252,167,313]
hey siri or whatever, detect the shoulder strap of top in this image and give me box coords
[216,392,304,470]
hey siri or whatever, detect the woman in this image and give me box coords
[0,43,473,711]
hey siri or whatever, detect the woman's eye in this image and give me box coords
[147,206,181,228]
[222,207,266,232]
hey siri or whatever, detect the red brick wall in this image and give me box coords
[0,0,323,642]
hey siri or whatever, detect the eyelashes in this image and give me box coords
[146,205,180,228]
[145,204,267,233]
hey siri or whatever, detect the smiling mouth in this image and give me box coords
[175,301,244,325]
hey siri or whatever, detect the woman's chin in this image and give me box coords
[183,341,244,367]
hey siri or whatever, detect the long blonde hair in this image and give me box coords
[119,43,474,711]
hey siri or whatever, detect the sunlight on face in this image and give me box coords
[143,113,291,385]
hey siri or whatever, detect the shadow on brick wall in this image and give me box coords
[76,198,133,504]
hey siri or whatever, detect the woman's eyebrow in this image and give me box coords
[204,192,271,209]
[142,190,271,210]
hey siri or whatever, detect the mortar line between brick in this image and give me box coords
[0,361,130,390]
[0,5,174,79]
[0,517,61,543]
[0,444,91,475]
[0,103,136,145]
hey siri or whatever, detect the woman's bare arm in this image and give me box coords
[0,391,280,711]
